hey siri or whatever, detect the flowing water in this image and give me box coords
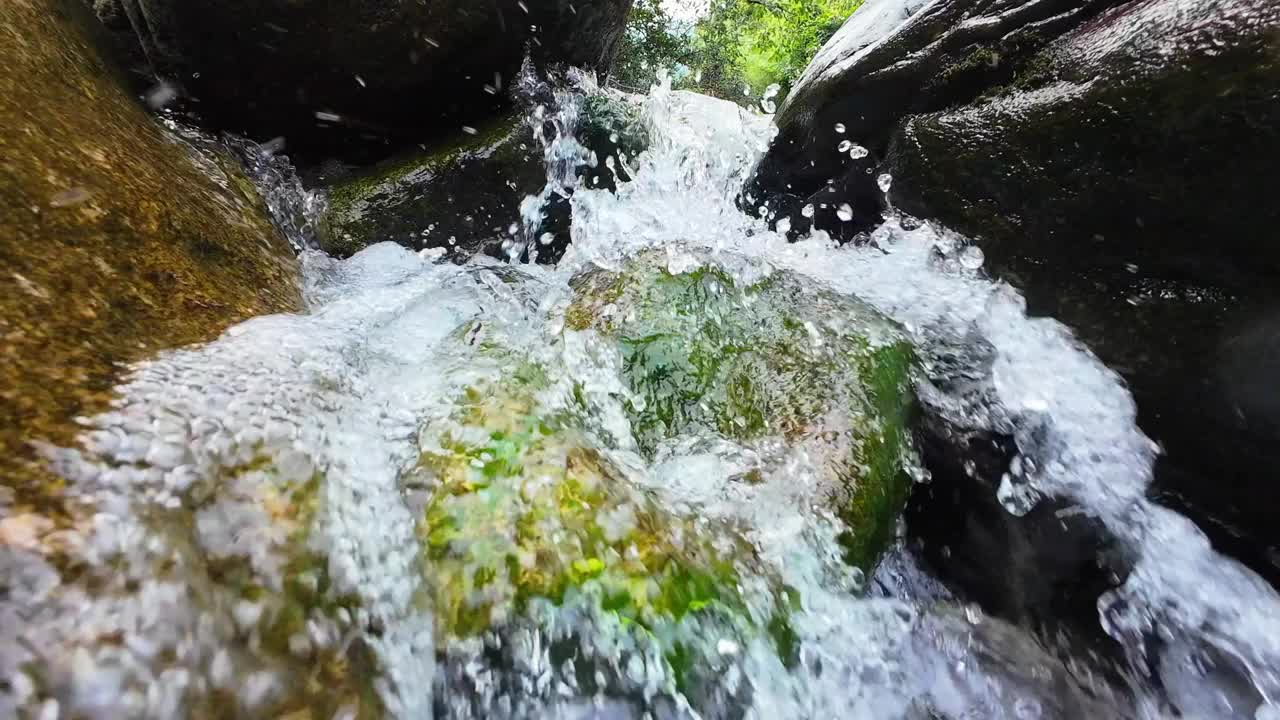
[3,77,1279,720]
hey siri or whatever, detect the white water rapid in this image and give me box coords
[2,79,1277,720]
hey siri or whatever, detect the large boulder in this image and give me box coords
[100,0,635,156]
[746,0,1280,587]
[744,0,1128,239]
[0,0,300,517]
[566,251,919,570]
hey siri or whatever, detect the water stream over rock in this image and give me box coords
[3,78,1278,719]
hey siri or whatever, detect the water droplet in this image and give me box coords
[461,126,477,135]
[776,217,791,235]
[801,204,815,218]
[314,111,341,122]
[877,173,893,193]
[834,123,846,133]
[836,204,854,222]
[849,144,869,159]
[49,187,92,208]
[837,140,852,153]
[960,245,985,270]
[539,233,555,246]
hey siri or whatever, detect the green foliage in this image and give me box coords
[612,0,865,103]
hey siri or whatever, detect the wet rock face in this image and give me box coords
[567,252,919,571]
[316,94,649,263]
[0,0,300,512]
[104,0,635,157]
[745,0,1127,239]
[748,0,1280,586]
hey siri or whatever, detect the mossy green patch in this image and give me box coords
[317,115,542,258]
[415,373,796,688]
[567,252,918,571]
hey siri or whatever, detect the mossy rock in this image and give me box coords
[316,116,546,260]
[102,0,634,155]
[414,372,798,699]
[566,252,918,570]
[0,0,301,518]
[317,93,650,261]
[187,462,382,719]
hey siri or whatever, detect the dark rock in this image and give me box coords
[905,334,1132,670]
[97,0,635,158]
[315,116,546,260]
[316,92,649,263]
[745,0,1127,239]
[996,256,1280,587]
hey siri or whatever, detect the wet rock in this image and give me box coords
[315,116,545,260]
[996,258,1280,587]
[0,0,300,514]
[567,252,919,570]
[413,372,795,715]
[316,94,649,262]
[747,0,1280,587]
[903,333,1131,668]
[97,0,636,157]
[884,0,1280,283]
[745,0,1126,240]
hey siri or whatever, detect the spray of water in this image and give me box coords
[2,74,1277,720]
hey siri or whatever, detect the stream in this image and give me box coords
[3,78,1279,719]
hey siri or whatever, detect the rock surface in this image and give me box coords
[0,0,301,514]
[316,93,649,262]
[747,0,1280,586]
[100,0,635,156]
[567,252,919,570]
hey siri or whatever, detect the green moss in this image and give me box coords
[567,253,918,572]
[318,115,538,257]
[415,374,796,689]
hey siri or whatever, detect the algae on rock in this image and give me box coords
[567,252,918,570]
[316,116,545,260]
[413,371,798,700]
[0,0,301,514]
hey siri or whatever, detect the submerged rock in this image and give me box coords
[0,0,300,514]
[566,252,918,570]
[414,374,797,711]
[98,0,636,155]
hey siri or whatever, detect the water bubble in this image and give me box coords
[144,81,179,110]
[835,123,846,134]
[801,204,815,218]
[849,144,869,160]
[877,173,893,193]
[838,140,853,153]
[775,217,791,235]
[836,204,854,222]
[539,233,555,246]
[959,245,985,270]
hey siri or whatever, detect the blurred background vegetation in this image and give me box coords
[610,0,864,104]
